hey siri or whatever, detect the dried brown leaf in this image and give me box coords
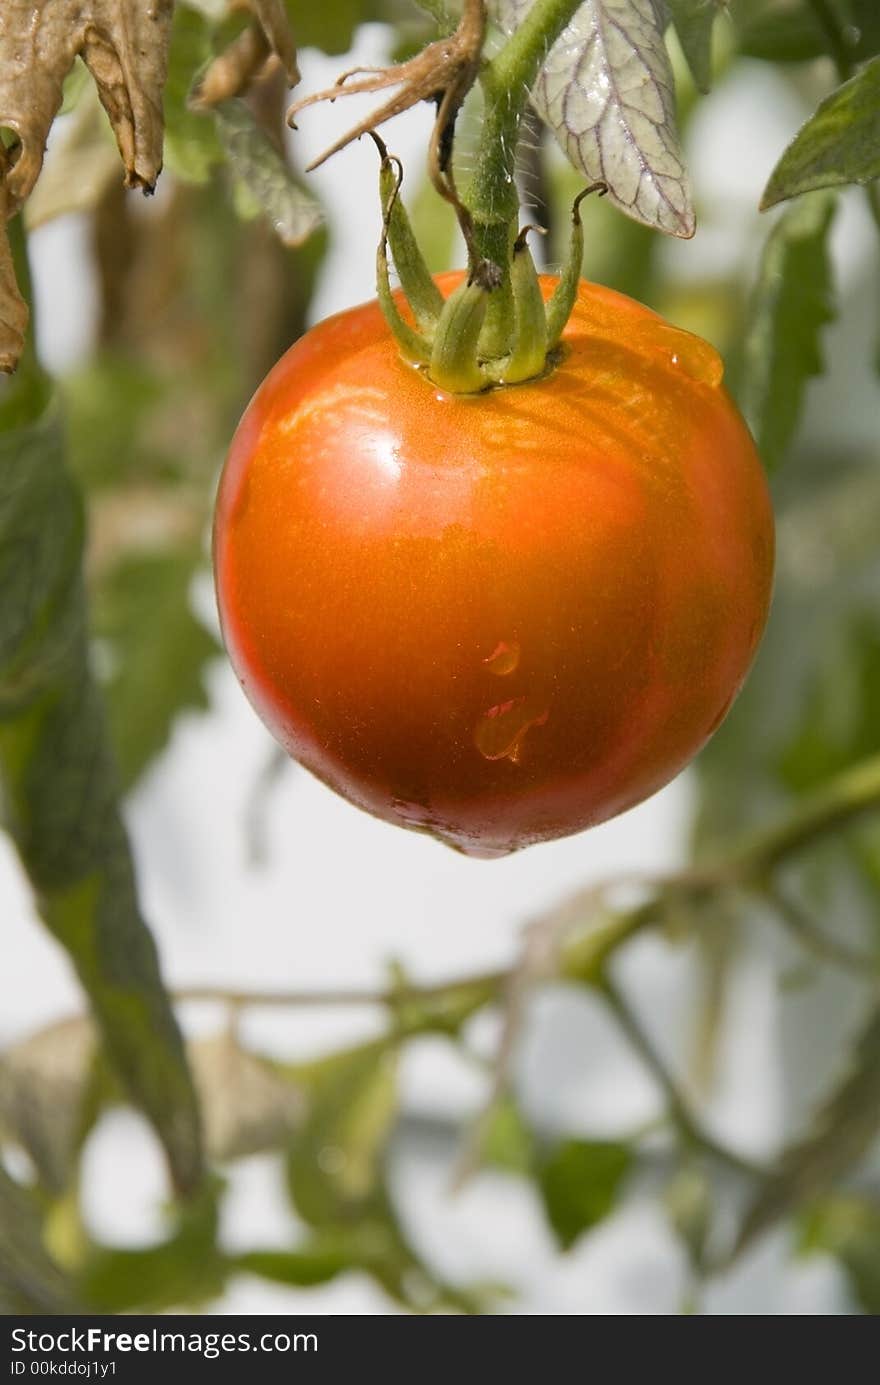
[0,0,174,211]
[197,3,300,108]
[0,218,27,373]
[189,1033,305,1162]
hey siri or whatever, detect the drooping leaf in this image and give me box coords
[737,191,836,471]
[0,1165,81,1314]
[539,1139,631,1249]
[489,0,695,237]
[736,1004,880,1255]
[92,548,219,791]
[666,0,724,93]
[0,379,202,1196]
[762,57,880,209]
[214,99,323,247]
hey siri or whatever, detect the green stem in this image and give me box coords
[465,0,584,353]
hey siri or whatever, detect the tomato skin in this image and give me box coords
[214,275,774,857]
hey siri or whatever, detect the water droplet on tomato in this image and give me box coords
[656,326,723,387]
[474,695,549,763]
[482,639,520,676]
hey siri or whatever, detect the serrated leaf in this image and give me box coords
[188,1033,304,1162]
[0,1018,97,1193]
[539,1139,631,1249]
[489,0,694,237]
[762,57,880,209]
[736,1004,880,1255]
[287,1041,398,1227]
[738,191,836,471]
[666,0,724,93]
[92,549,219,791]
[0,382,202,1196]
[214,100,323,247]
[0,1165,81,1313]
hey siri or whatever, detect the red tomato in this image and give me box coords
[214,275,774,858]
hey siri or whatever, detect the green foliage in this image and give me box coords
[79,1179,225,1312]
[666,0,724,93]
[0,375,201,1196]
[737,192,837,472]
[762,58,880,208]
[2,0,880,1319]
[92,550,220,791]
[736,1004,880,1256]
[163,7,222,183]
[539,1140,632,1250]
[214,100,323,246]
[0,1166,80,1314]
[801,1197,880,1314]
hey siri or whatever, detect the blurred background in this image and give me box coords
[1,0,879,1315]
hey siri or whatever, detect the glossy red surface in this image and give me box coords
[214,275,775,856]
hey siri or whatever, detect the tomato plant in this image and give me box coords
[214,273,774,855]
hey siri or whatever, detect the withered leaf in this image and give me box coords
[0,1,174,212]
[0,200,27,372]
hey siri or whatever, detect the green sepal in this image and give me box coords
[501,229,548,384]
[374,144,432,367]
[429,277,492,393]
[546,183,606,349]
[378,155,444,336]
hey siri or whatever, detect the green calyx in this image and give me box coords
[372,137,606,396]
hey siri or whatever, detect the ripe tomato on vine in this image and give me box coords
[213,0,774,856]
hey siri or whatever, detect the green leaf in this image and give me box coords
[666,0,723,93]
[163,6,223,184]
[738,192,836,471]
[736,2,827,64]
[214,100,323,247]
[482,1098,536,1175]
[285,1,376,56]
[0,1165,81,1314]
[287,1041,398,1227]
[801,1197,880,1315]
[762,57,880,209]
[849,0,880,60]
[736,1003,880,1256]
[778,614,880,793]
[0,383,202,1196]
[80,1179,224,1312]
[92,549,219,791]
[235,1240,353,1288]
[539,1139,631,1250]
